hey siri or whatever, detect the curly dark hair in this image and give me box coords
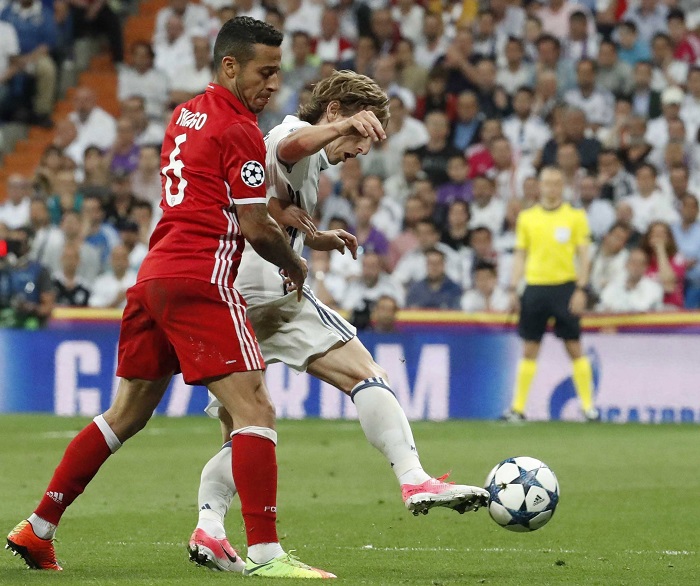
[640,221,678,259]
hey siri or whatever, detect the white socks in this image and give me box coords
[28,513,56,540]
[196,442,237,540]
[351,378,431,486]
[247,542,285,563]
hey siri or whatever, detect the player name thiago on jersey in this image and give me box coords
[175,107,208,130]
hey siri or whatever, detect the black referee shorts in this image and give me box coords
[518,281,581,342]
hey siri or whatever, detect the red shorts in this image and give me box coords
[116,278,264,385]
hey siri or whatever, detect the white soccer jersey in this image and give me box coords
[235,115,330,306]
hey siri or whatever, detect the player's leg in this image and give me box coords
[307,338,489,516]
[554,283,598,421]
[506,285,548,420]
[6,376,172,570]
[188,407,244,572]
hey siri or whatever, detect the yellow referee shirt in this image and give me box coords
[515,203,591,285]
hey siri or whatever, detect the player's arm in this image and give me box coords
[507,248,527,312]
[237,202,307,300]
[276,110,386,165]
[306,229,358,259]
[267,196,316,236]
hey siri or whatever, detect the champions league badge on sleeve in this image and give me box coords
[241,160,265,187]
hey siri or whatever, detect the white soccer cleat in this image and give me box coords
[401,473,490,516]
[187,528,245,572]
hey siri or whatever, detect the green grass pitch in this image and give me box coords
[0,415,697,585]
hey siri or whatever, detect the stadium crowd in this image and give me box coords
[2,0,700,329]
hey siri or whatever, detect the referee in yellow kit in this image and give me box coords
[504,166,599,422]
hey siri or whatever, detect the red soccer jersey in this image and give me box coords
[138,83,268,288]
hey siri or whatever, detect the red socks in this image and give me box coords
[232,433,279,546]
[34,422,113,525]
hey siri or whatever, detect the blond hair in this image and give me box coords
[297,70,390,126]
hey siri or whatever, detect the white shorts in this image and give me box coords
[204,286,356,418]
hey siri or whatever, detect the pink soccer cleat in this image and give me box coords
[187,528,245,572]
[401,473,490,516]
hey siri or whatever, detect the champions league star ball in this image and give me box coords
[484,457,559,532]
[241,160,265,188]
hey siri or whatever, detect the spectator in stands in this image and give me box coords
[370,7,399,56]
[534,34,575,96]
[47,168,82,224]
[441,199,470,251]
[467,120,503,180]
[384,150,426,205]
[490,136,535,201]
[437,155,472,206]
[82,193,119,265]
[68,87,117,157]
[563,10,598,61]
[597,247,664,312]
[503,86,551,168]
[342,250,405,317]
[0,174,32,229]
[283,0,322,38]
[630,61,662,120]
[466,225,511,289]
[88,244,136,308]
[0,0,57,127]
[34,145,64,196]
[595,40,634,97]
[103,172,134,227]
[473,10,498,60]
[154,14,195,86]
[69,0,123,63]
[564,59,615,130]
[313,7,354,64]
[120,95,165,147]
[130,144,162,207]
[650,33,688,90]
[235,0,264,21]
[358,174,402,240]
[619,115,653,171]
[52,243,90,307]
[387,196,426,270]
[338,35,377,78]
[538,0,593,42]
[617,20,651,66]
[623,0,668,45]
[28,198,62,267]
[496,197,521,253]
[368,294,399,333]
[0,227,54,328]
[353,196,390,260]
[625,163,679,233]
[450,91,482,152]
[590,221,632,296]
[78,146,107,196]
[117,220,147,273]
[473,58,509,119]
[579,174,615,242]
[414,66,455,122]
[668,9,700,63]
[130,199,155,244]
[0,19,20,120]
[304,249,342,309]
[106,117,140,176]
[597,148,636,204]
[414,11,446,70]
[439,28,478,96]
[663,164,699,208]
[51,118,84,168]
[168,35,212,105]
[531,69,559,122]
[391,0,423,47]
[414,111,462,187]
[393,218,462,289]
[556,141,585,202]
[153,0,209,46]
[406,247,462,310]
[384,94,429,175]
[646,86,685,158]
[394,38,427,98]
[497,37,534,97]
[641,220,686,308]
[461,259,509,312]
[671,195,700,308]
[541,108,601,171]
[118,42,169,121]
[281,31,320,95]
[469,175,505,237]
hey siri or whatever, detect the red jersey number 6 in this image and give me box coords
[162,133,188,207]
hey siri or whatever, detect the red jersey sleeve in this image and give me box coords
[221,121,268,205]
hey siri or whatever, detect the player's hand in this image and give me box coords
[279,204,317,236]
[313,229,359,259]
[284,257,308,302]
[569,289,586,316]
[336,110,386,142]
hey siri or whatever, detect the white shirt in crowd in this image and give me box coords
[598,275,664,312]
[0,197,30,229]
[384,116,430,174]
[153,3,210,45]
[623,190,680,233]
[590,245,629,294]
[154,35,195,86]
[283,0,323,37]
[128,243,148,273]
[469,198,507,237]
[68,106,117,154]
[341,273,406,312]
[460,286,510,312]
[392,4,424,46]
[492,163,536,201]
[502,115,552,167]
[89,269,138,308]
[118,66,170,120]
[0,21,19,80]
[564,86,615,127]
[392,243,463,288]
[583,199,616,241]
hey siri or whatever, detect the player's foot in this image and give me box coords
[584,407,601,422]
[187,528,245,572]
[5,520,62,571]
[500,409,526,423]
[402,473,489,516]
[243,552,336,578]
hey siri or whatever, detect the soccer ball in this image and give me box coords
[484,456,559,532]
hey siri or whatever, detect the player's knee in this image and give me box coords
[102,408,152,442]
